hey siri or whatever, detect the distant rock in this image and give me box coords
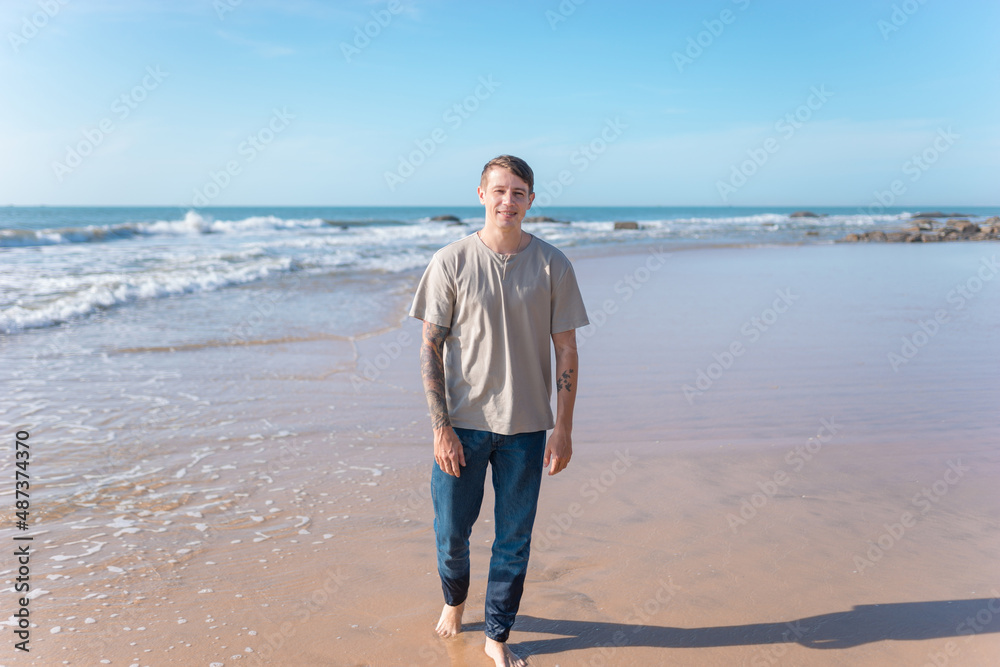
[846,231,889,242]
[913,211,971,219]
[522,216,568,223]
[840,220,998,244]
[789,211,821,218]
[951,220,980,233]
[613,221,640,230]
[909,219,936,230]
[430,215,462,223]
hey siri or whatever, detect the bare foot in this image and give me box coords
[435,601,465,638]
[484,637,528,667]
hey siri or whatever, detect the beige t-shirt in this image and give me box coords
[409,231,589,435]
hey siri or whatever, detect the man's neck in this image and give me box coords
[479,224,526,255]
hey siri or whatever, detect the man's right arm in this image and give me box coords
[419,320,466,477]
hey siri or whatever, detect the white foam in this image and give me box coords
[0,252,297,333]
[106,517,136,529]
[50,542,105,561]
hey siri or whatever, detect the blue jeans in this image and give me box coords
[431,427,546,643]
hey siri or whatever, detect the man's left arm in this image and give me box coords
[545,329,578,476]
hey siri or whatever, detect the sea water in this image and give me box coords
[5,205,993,335]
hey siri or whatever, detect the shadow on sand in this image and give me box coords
[463,598,1000,657]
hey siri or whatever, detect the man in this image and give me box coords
[408,155,589,667]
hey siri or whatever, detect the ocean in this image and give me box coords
[3,205,995,336]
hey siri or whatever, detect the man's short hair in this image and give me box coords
[480,155,534,194]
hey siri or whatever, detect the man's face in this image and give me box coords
[478,167,534,231]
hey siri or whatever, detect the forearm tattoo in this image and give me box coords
[420,322,451,429]
[556,368,575,392]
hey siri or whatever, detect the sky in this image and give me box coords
[1,0,998,207]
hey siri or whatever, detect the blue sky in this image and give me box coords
[1,0,997,206]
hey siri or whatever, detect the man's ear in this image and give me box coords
[477,186,486,204]
[527,192,535,209]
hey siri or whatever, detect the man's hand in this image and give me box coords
[434,426,466,477]
[544,426,572,475]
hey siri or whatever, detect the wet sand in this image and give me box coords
[3,242,999,666]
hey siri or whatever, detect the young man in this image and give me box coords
[409,155,589,667]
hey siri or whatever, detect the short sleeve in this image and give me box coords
[408,252,455,328]
[551,260,589,334]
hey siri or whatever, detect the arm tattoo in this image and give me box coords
[556,368,575,392]
[419,321,451,429]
